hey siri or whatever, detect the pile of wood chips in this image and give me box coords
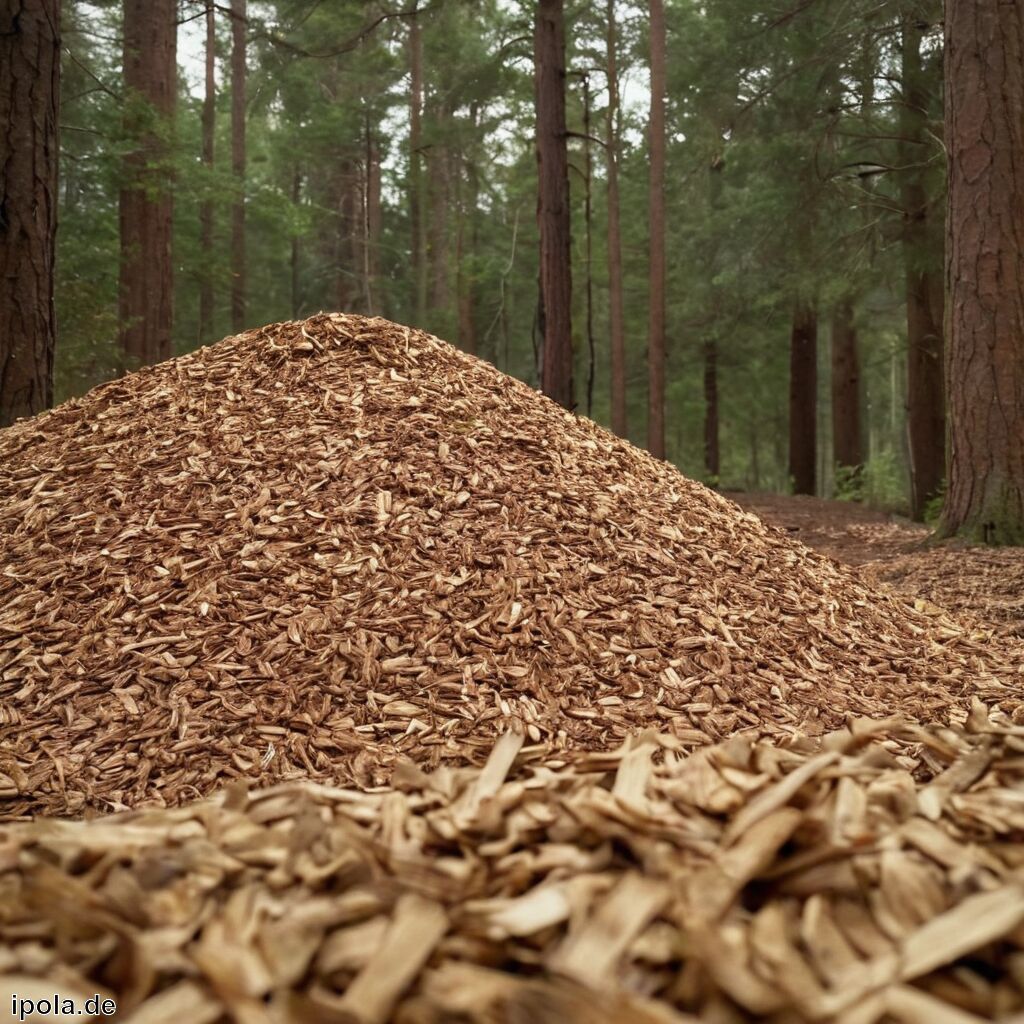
[1,314,1020,819]
[3,700,1024,1023]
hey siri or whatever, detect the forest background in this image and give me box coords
[53,0,945,514]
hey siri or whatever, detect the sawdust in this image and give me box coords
[2,701,1024,1022]
[0,315,1020,819]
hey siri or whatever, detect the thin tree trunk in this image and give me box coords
[789,303,817,495]
[198,0,215,342]
[831,298,862,480]
[119,0,176,368]
[583,74,595,418]
[230,0,247,333]
[409,14,427,326]
[899,16,944,521]
[939,1,1024,544]
[455,155,477,354]
[428,131,450,320]
[366,114,382,316]
[703,339,719,481]
[290,166,302,319]
[704,153,724,481]
[335,160,357,311]
[646,0,667,458]
[0,0,59,425]
[605,0,626,438]
[534,0,573,409]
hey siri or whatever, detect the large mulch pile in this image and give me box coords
[3,702,1024,1022]
[1,315,1021,819]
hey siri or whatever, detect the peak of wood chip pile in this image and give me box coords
[0,314,1020,819]
[4,701,1024,1022]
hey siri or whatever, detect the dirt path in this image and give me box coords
[730,492,1024,638]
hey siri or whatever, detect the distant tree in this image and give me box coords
[120,0,176,367]
[789,303,817,495]
[231,0,247,333]
[534,0,573,409]
[199,0,216,342]
[647,0,667,458]
[409,13,427,326]
[940,1,1024,544]
[0,0,59,426]
[605,0,627,438]
[831,298,863,478]
[900,13,944,521]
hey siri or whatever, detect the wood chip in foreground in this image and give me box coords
[5,704,1024,1022]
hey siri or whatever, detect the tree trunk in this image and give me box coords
[290,166,302,319]
[455,155,477,354]
[334,160,357,312]
[534,0,573,409]
[583,74,595,418]
[939,1,1024,544]
[899,16,945,521]
[703,339,720,481]
[409,14,427,327]
[428,132,450,321]
[119,0,176,368]
[605,0,626,438]
[230,0,247,333]
[789,303,817,495]
[365,114,382,316]
[646,0,667,458]
[831,298,862,478]
[198,0,215,343]
[0,0,59,426]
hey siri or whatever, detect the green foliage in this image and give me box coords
[53,0,934,511]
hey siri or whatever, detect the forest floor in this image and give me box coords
[731,491,1024,638]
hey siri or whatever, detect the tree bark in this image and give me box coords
[939,1,1024,544]
[703,339,720,481]
[0,0,59,426]
[646,0,667,458]
[230,0,246,333]
[455,154,477,354]
[900,16,945,521]
[365,114,382,316]
[409,14,427,327]
[789,303,818,495]
[119,0,176,368]
[534,0,573,409]
[290,166,302,319]
[831,298,863,477]
[198,0,215,342]
[605,0,626,438]
[428,130,450,321]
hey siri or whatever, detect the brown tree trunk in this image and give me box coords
[605,0,626,437]
[198,0,216,343]
[366,114,382,316]
[899,16,945,521]
[230,0,246,333]
[534,0,573,409]
[703,339,720,481]
[455,155,477,354]
[290,166,302,319]
[409,14,427,327]
[831,298,863,477]
[647,0,667,458]
[789,303,818,495]
[119,0,176,368]
[940,1,1024,544]
[428,132,450,321]
[0,0,58,426]
[334,160,357,312]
